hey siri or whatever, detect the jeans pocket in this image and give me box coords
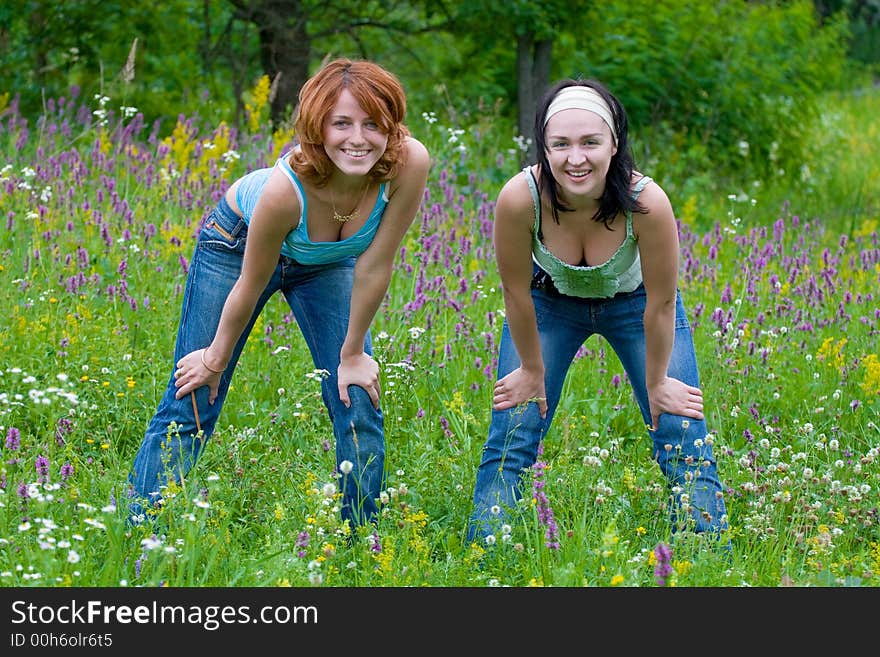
[200,206,247,253]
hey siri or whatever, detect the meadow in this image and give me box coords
[0,84,878,588]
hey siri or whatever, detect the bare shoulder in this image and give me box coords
[384,137,429,200]
[252,166,301,229]
[404,135,430,167]
[632,173,673,218]
[496,169,536,217]
[388,137,430,192]
[631,174,676,243]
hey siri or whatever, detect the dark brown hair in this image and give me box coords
[535,79,644,228]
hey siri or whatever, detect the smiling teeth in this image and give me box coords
[346,150,368,157]
[569,171,588,177]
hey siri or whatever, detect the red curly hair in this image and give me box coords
[291,59,410,186]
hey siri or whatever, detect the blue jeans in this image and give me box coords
[467,275,729,542]
[127,198,385,528]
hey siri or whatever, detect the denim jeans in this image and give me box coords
[467,273,728,542]
[127,198,385,528]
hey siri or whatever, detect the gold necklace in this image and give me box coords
[330,183,369,224]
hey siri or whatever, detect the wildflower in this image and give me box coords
[290,530,309,558]
[57,462,73,482]
[654,542,674,586]
[141,535,163,551]
[339,460,353,475]
[5,427,20,450]
[532,442,560,550]
[35,456,50,483]
[55,417,73,447]
[859,354,880,395]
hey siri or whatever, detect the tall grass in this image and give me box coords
[0,87,877,588]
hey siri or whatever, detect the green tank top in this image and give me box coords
[524,166,652,298]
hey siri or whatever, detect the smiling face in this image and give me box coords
[543,108,618,204]
[322,88,389,179]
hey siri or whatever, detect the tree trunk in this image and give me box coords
[516,32,552,164]
[235,0,312,127]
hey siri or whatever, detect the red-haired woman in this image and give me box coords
[127,59,430,530]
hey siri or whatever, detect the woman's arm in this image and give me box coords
[634,180,704,429]
[337,137,431,408]
[173,169,298,403]
[491,171,548,418]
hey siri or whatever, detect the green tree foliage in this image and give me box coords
[814,0,880,65]
[559,0,855,179]
[0,0,866,185]
[0,0,246,128]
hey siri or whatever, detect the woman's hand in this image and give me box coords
[173,348,224,404]
[492,366,548,418]
[338,353,381,409]
[647,376,703,431]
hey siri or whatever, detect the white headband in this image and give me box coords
[544,86,617,145]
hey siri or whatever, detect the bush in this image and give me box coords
[564,0,855,180]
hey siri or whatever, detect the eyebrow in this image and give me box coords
[547,132,604,140]
[329,113,377,122]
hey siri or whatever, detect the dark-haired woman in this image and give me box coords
[467,79,728,547]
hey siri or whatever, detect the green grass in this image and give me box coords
[0,86,878,588]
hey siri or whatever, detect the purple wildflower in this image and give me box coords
[370,530,382,554]
[55,417,73,447]
[654,542,674,586]
[5,427,20,450]
[532,442,560,550]
[36,455,50,484]
[60,462,74,481]
[295,530,310,558]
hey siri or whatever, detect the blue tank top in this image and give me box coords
[235,154,389,265]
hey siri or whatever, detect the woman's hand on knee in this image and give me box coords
[338,353,381,409]
[647,376,703,430]
[493,367,548,418]
[173,348,222,404]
